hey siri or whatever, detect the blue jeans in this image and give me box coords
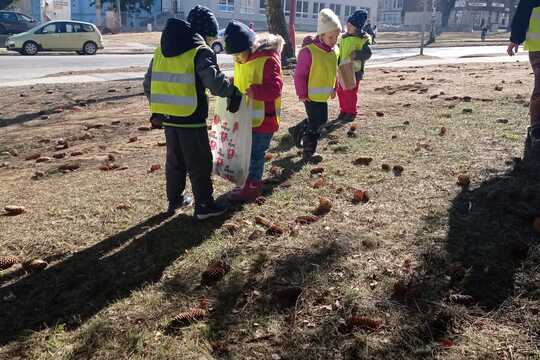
[248,132,273,182]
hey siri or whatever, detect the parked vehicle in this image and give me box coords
[0,10,38,34]
[211,28,225,54]
[6,20,104,55]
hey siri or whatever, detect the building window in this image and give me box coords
[296,0,309,18]
[240,0,255,14]
[284,0,290,16]
[218,0,234,12]
[344,5,356,17]
[313,2,326,18]
[260,0,266,14]
[329,3,341,16]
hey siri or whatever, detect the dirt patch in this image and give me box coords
[0,61,539,359]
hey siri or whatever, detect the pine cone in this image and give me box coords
[22,259,48,273]
[346,316,381,330]
[169,308,207,327]
[201,260,230,286]
[0,255,18,270]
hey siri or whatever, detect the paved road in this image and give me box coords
[0,45,526,86]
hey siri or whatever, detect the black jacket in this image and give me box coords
[510,0,540,45]
[143,18,237,125]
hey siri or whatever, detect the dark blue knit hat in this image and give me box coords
[348,9,368,30]
[187,5,219,38]
[224,20,255,54]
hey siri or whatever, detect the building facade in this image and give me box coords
[162,0,378,31]
[378,0,403,26]
[448,0,514,31]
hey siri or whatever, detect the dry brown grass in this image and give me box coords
[1,61,539,359]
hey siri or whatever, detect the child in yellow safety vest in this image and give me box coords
[224,20,284,202]
[337,10,372,122]
[291,9,341,163]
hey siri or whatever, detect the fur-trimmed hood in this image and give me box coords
[252,33,284,54]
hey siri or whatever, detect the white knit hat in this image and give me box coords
[317,8,342,36]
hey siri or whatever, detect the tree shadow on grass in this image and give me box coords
[270,116,355,154]
[0,92,144,128]
[368,139,540,358]
[197,239,347,358]
[0,208,234,347]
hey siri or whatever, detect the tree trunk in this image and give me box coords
[95,0,102,28]
[266,0,295,62]
[439,0,455,29]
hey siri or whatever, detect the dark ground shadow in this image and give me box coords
[169,239,347,359]
[0,92,144,128]
[0,207,234,347]
[369,138,540,358]
[270,116,354,153]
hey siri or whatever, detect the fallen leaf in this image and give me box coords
[457,174,470,186]
[295,215,320,224]
[393,165,404,176]
[310,166,324,175]
[449,294,475,305]
[439,127,447,136]
[352,157,373,166]
[59,162,80,171]
[128,136,138,143]
[4,205,26,215]
[223,222,240,233]
[36,157,52,163]
[313,197,332,215]
[22,259,48,272]
[312,178,325,189]
[353,190,369,204]
[25,153,41,161]
[149,164,161,172]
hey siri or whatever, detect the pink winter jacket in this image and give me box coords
[294,36,336,100]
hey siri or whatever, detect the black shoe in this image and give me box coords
[194,198,229,220]
[288,120,307,149]
[167,195,193,215]
[342,113,356,123]
[302,152,323,164]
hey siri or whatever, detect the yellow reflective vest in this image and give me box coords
[306,43,338,102]
[150,46,201,117]
[526,6,540,52]
[234,56,282,127]
[339,35,370,72]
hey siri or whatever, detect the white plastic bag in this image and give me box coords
[209,96,252,186]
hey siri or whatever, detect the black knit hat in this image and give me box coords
[348,9,368,30]
[187,5,219,38]
[224,20,255,54]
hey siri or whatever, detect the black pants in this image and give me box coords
[303,101,328,154]
[164,126,213,206]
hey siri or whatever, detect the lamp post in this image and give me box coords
[420,0,428,55]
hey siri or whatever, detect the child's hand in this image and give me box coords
[299,97,308,102]
[246,86,255,99]
[330,90,336,99]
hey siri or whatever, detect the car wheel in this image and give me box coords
[82,41,97,55]
[22,41,39,55]
[212,42,223,54]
